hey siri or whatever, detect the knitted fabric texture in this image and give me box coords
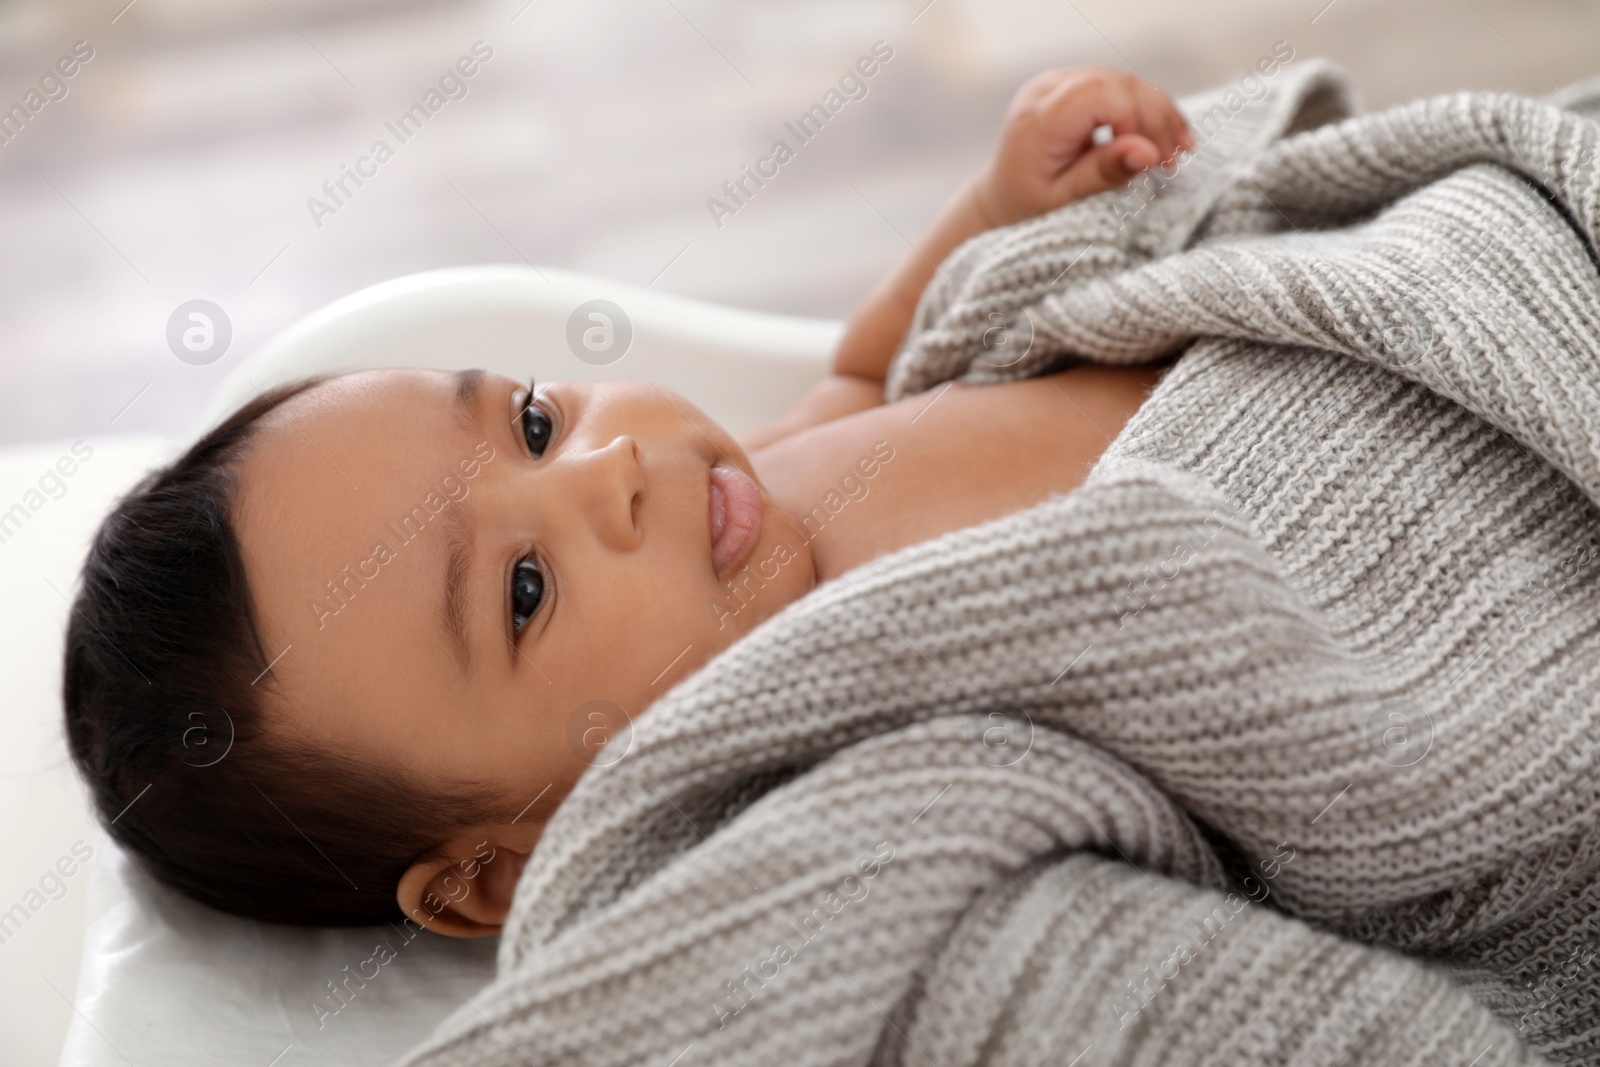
[398,60,1600,1067]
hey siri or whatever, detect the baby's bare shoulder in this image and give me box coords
[752,362,1170,579]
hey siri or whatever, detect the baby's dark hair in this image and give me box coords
[63,376,517,926]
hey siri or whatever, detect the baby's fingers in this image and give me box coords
[1032,71,1145,157]
[1130,78,1194,163]
[1033,71,1191,169]
[1053,133,1161,202]
[1152,86,1190,160]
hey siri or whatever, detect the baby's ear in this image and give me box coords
[395,826,539,938]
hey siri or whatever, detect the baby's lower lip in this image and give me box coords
[708,462,763,578]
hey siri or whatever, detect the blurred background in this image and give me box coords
[3,0,1599,1062]
[0,0,1598,449]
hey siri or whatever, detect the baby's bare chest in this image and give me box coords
[751,363,1167,579]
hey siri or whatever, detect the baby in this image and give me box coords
[63,68,1192,933]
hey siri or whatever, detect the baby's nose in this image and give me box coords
[577,434,643,551]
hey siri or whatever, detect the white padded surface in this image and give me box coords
[201,263,840,437]
[0,433,172,1067]
[52,265,838,1067]
[67,840,501,1066]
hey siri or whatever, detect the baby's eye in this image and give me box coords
[521,400,553,458]
[511,559,545,635]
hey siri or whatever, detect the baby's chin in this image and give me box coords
[760,492,819,596]
[702,490,817,636]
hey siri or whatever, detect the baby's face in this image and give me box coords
[234,368,813,822]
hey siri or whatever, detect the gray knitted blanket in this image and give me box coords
[399,61,1600,1067]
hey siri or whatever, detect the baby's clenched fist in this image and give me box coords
[971,66,1195,229]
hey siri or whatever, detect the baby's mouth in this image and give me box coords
[708,462,763,579]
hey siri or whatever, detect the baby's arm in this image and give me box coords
[738,67,1193,452]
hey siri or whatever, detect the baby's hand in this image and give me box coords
[972,67,1195,229]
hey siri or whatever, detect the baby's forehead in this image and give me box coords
[232,369,484,695]
[247,369,469,470]
[268,368,454,424]
[237,369,483,557]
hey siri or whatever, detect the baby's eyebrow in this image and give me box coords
[452,367,484,432]
[440,367,485,673]
[440,504,474,674]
